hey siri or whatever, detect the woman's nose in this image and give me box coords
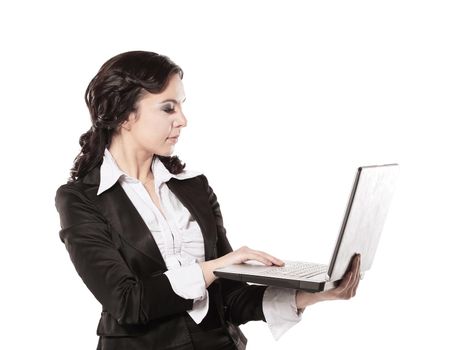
[176,111,187,128]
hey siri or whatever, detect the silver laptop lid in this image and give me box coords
[327,164,399,281]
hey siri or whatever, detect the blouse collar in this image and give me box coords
[97,147,202,196]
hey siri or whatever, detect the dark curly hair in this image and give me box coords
[67,50,187,183]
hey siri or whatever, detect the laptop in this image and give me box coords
[213,163,399,292]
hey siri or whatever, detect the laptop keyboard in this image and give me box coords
[262,262,328,279]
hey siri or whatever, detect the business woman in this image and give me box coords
[55,50,361,350]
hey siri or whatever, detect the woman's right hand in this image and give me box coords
[199,246,285,288]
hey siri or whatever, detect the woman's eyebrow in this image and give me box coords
[160,97,186,104]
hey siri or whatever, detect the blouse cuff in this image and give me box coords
[187,289,209,324]
[262,286,305,341]
[164,263,207,301]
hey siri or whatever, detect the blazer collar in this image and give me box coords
[81,163,218,270]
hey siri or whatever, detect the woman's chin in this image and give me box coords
[157,148,175,157]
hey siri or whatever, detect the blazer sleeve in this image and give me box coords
[55,184,193,326]
[201,175,269,325]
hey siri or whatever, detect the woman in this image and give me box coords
[55,50,361,350]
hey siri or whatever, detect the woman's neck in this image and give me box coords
[108,138,154,182]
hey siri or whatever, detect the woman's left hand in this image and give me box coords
[295,254,361,309]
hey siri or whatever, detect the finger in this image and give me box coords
[353,254,361,283]
[336,271,353,295]
[346,254,360,285]
[258,251,285,266]
[234,246,275,265]
[355,257,361,284]
[341,265,360,298]
[352,280,360,297]
[344,273,357,296]
[349,255,361,296]
[350,253,360,272]
[252,250,285,266]
[348,275,359,298]
[244,252,276,266]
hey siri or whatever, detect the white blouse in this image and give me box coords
[97,147,303,340]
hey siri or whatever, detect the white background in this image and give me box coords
[1,1,461,349]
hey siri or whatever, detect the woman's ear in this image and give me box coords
[121,111,136,131]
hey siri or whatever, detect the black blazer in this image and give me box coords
[55,163,268,350]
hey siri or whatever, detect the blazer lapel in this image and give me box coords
[167,178,218,260]
[81,165,218,270]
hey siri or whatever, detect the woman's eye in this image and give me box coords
[162,106,175,114]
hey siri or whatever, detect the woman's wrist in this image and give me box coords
[199,258,222,288]
[295,290,325,309]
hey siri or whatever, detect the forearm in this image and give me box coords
[200,264,326,312]
[199,258,222,288]
[295,290,327,309]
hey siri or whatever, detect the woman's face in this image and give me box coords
[120,73,187,156]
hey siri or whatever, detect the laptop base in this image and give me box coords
[214,269,340,292]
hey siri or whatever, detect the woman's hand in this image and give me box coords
[295,254,361,310]
[199,246,285,288]
[218,245,285,267]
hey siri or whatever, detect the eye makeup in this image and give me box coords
[159,97,186,114]
[162,104,175,114]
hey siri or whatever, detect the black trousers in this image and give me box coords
[96,317,238,350]
[184,313,237,350]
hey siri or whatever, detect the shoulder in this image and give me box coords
[55,181,89,206]
[55,181,108,234]
[168,173,209,190]
[54,180,101,220]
